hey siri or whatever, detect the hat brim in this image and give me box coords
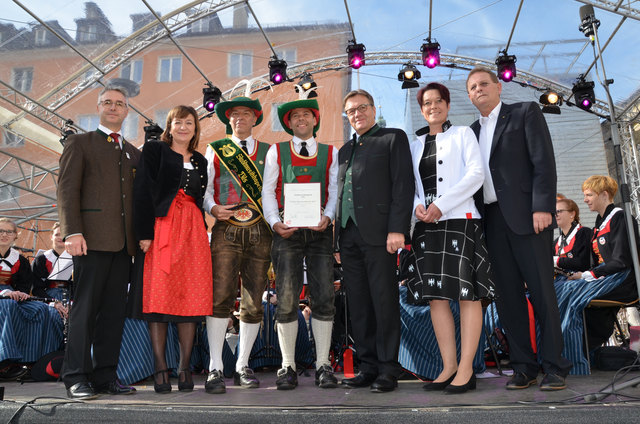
[214,97,263,127]
[277,99,320,136]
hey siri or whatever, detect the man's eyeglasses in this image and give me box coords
[344,103,373,117]
[555,209,569,215]
[99,100,127,109]
[0,230,16,235]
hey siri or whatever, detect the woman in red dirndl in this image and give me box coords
[134,105,212,393]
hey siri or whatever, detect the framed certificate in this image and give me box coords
[283,182,321,227]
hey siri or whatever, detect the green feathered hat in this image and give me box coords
[214,97,263,134]
[277,99,320,137]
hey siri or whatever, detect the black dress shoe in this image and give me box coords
[205,369,226,394]
[0,364,28,381]
[423,372,456,391]
[96,379,136,395]
[539,373,567,391]
[315,364,338,389]
[153,369,172,394]
[341,372,377,388]
[444,373,476,394]
[234,367,259,388]
[506,372,537,390]
[370,374,398,393]
[276,366,298,390]
[178,369,194,392]
[66,382,98,399]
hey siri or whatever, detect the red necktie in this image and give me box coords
[110,132,120,149]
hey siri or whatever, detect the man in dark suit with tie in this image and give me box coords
[466,67,572,390]
[57,85,140,398]
[336,89,414,392]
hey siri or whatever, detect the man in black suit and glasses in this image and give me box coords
[336,89,414,392]
[466,67,572,391]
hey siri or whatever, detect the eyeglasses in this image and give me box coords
[344,103,373,117]
[555,209,569,215]
[99,100,127,109]
[0,229,16,235]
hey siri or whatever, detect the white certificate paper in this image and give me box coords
[283,182,321,227]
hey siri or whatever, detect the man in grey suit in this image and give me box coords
[467,67,572,391]
[336,89,414,392]
[57,85,140,399]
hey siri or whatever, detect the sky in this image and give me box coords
[2,0,639,130]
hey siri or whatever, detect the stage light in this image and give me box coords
[59,120,76,146]
[295,73,318,98]
[202,85,222,112]
[346,41,366,69]
[397,63,421,89]
[539,90,562,114]
[144,121,163,143]
[579,4,600,39]
[268,57,288,85]
[572,77,595,111]
[420,40,440,69]
[495,52,517,82]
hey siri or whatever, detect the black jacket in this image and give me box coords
[471,102,557,235]
[335,124,414,247]
[554,225,592,272]
[133,141,207,241]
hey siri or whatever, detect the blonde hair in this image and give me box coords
[582,175,618,199]
[0,218,17,232]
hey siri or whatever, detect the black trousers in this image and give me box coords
[62,249,130,388]
[484,203,572,377]
[339,221,401,377]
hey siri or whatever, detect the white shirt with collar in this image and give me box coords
[478,101,501,204]
[98,124,123,149]
[203,135,257,215]
[262,136,339,229]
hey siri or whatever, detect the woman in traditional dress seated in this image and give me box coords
[553,197,592,276]
[32,222,71,317]
[132,105,212,393]
[0,218,63,379]
[405,83,494,394]
[555,175,639,374]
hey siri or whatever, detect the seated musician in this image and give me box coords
[553,197,592,276]
[32,222,71,318]
[0,218,64,380]
[554,176,639,374]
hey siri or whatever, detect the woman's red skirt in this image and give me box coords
[143,190,212,316]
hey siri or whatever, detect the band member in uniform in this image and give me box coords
[0,218,63,380]
[203,96,272,394]
[32,222,72,317]
[262,97,339,390]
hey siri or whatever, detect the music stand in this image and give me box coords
[249,289,280,362]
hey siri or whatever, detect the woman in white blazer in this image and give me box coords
[407,82,494,394]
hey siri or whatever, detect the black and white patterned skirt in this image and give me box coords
[405,218,495,304]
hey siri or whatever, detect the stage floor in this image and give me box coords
[1,368,639,423]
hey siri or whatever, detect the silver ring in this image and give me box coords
[434,219,439,224]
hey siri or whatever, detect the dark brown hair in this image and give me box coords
[161,105,201,152]
[417,82,451,107]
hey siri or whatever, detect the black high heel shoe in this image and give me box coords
[444,373,476,394]
[153,369,172,394]
[178,368,194,392]
[423,372,456,391]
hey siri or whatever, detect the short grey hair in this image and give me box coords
[98,85,129,105]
